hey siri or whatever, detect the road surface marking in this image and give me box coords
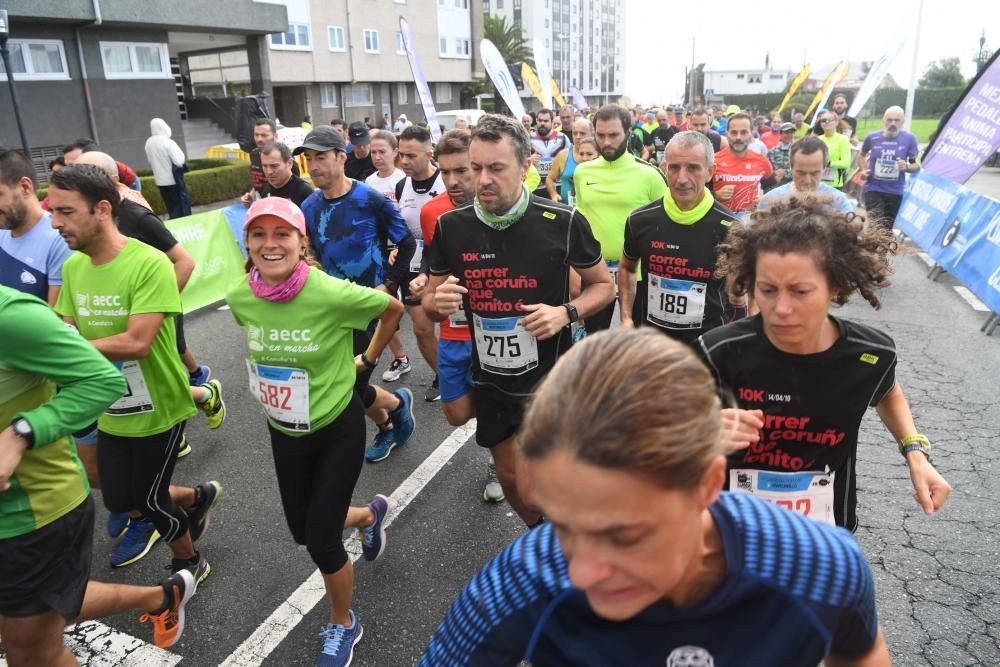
[917,252,935,268]
[954,286,991,312]
[0,621,181,667]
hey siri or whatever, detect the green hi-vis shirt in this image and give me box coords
[573,151,667,262]
[226,267,390,436]
[55,239,197,437]
[0,287,126,538]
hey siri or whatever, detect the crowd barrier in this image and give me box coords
[896,170,1000,335]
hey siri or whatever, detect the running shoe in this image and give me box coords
[198,379,226,429]
[188,364,211,386]
[176,434,192,459]
[381,357,411,382]
[483,461,505,503]
[389,388,415,445]
[107,511,131,539]
[316,610,363,667]
[140,568,196,649]
[361,495,390,562]
[171,552,212,584]
[424,375,441,402]
[187,480,224,542]
[112,518,161,568]
[365,428,397,463]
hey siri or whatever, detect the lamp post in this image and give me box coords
[0,10,31,156]
[978,30,987,74]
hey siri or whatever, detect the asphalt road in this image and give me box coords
[2,245,998,667]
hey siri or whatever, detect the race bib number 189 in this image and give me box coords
[647,276,707,329]
[473,315,539,376]
[247,360,311,431]
[729,469,836,525]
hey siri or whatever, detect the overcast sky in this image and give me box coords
[624,0,1000,106]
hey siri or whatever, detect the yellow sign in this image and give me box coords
[521,63,547,107]
[804,61,850,120]
[551,79,566,107]
[776,65,810,114]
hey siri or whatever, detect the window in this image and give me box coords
[458,39,470,56]
[440,37,448,55]
[0,39,69,81]
[748,74,762,84]
[363,29,380,53]
[397,82,408,104]
[320,83,338,108]
[770,73,784,80]
[497,0,503,7]
[344,83,373,106]
[396,32,406,54]
[545,19,550,28]
[736,73,745,79]
[455,0,469,7]
[99,41,170,79]
[435,82,452,103]
[270,23,311,50]
[328,26,346,51]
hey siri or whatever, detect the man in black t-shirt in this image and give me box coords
[689,108,727,153]
[344,122,376,181]
[647,109,679,165]
[241,141,314,207]
[422,114,615,527]
[620,131,745,345]
[247,119,300,197]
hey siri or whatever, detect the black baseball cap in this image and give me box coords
[292,125,346,155]
[348,121,371,145]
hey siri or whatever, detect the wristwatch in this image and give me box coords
[360,353,377,369]
[12,417,34,448]
[562,303,579,324]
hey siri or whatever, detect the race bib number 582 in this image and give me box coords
[730,469,836,525]
[246,360,311,431]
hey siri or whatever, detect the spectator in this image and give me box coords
[394,114,412,133]
[144,118,191,219]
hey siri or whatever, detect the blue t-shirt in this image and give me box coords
[0,212,73,301]
[420,493,878,667]
[300,180,413,289]
[862,130,920,196]
[758,182,854,214]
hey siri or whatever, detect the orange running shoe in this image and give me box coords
[140,568,197,648]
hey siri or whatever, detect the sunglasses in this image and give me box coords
[820,118,838,124]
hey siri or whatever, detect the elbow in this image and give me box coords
[384,297,405,327]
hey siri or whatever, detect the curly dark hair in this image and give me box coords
[715,196,896,308]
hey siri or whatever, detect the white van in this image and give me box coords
[435,109,487,130]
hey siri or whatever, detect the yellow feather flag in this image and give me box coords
[776,65,810,114]
[521,63,547,107]
[551,78,566,107]
[804,61,850,121]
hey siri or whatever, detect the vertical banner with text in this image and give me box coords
[481,39,526,118]
[400,17,441,143]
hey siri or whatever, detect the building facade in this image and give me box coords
[702,68,795,96]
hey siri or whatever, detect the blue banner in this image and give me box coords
[221,204,249,256]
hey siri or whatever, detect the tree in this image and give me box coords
[919,57,965,88]
[482,15,533,115]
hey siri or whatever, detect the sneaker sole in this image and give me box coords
[164,569,197,648]
[483,486,506,503]
[381,366,411,382]
[191,481,224,542]
[394,388,416,445]
[364,495,391,561]
[176,443,192,459]
[207,396,226,430]
[365,442,397,463]
[192,559,212,585]
[112,531,162,568]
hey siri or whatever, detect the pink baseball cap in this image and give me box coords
[245,197,307,236]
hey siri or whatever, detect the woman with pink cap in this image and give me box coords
[225,197,403,667]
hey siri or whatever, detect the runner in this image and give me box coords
[226,197,399,667]
[244,118,300,199]
[558,105,577,142]
[688,107,728,153]
[395,125,447,401]
[422,114,615,525]
[50,166,220,577]
[793,111,810,139]
[700,197,951,530]
[0,286,200,661]
[858,106,920,231]
[646,108,678,165]
[711,112,776,219]
[574,104,667,334]
[420,328,891,666]
[240,141,314,207]
[545,117,593,204]
[365,130,406,203]
[296,126,417,464]
[816,109,853,190]
[619,131,746,344]
[530,108,571,199]
[758,137,854,214]
[766,122,795,185]
[344,122,377,181]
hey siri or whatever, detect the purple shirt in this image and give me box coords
[862,130,919,196]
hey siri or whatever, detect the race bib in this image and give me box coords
[409,240,424,274]
[449,302,468,328]
[246,360,311,432]
[647,275,707,329]
[538,156,553,177]
[729,469,835,525]
[473,315,539,376]
[106,360,155,416]
[821,166,836,182]
[874,158,900,180]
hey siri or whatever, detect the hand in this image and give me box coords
[388,248,398,266]
[521,303,569,340]
[409,273,428,299]
[432,276,466,317]
[907,455,952,515]
[620,316,635,330]
[0,426,29,491]
[240,191,254,208]
[859,168,870,180]
[774,169,786,183]
[720,408,764,452]
[716,185,735,201]
[531,153,540,166]
[897,158,909,173]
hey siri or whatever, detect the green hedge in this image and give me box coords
[38,161,251,217]
[720,86,966,118]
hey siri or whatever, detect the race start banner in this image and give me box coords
[921,49,1000,185]
[481,39,526,118]
[166,207,248,313]
[400,17,441,143]
[897,170,1000,315]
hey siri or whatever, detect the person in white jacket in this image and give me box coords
[144,118,191,219]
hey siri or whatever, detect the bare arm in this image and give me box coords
[422,274,465,323]
[46,285,61,308]
[165,244,196,293]
[90,312,167,361]
[618,256,639,328]
[522,261,614,340]
[357,295,405,372]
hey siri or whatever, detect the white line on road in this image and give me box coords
[220,421,478,667]
[917,252,936,268]
[0,621,181,667]
[954,286,991,312]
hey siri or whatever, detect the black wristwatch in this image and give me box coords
[12,417,34,449]
[562,303,579,324]
[360,353,377,369]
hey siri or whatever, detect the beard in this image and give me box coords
[601,140,628,162]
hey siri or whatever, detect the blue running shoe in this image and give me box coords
[112,518,161,568]
[107,511,131,539]
[362,495,390,562]
[189,365,211,386]
[388,388,415,446]
[365,428,397,463]
[316,610,363,667]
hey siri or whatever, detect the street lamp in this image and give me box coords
[0,10,31,156]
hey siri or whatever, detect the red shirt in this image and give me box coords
[420,192,471,342]
[711,148,773,213]
[760,130,781,150]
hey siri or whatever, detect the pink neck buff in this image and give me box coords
[249,260,310,303]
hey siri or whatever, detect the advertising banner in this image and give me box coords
[569,86,588,110]
[400,17,442,143]
[166,208,247,313]
[848,40,906,117]
[776,65,810,114]
[521,63,547,106]
[532,37,553,109]
[806,61,849,122]
[481,39,526,118]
